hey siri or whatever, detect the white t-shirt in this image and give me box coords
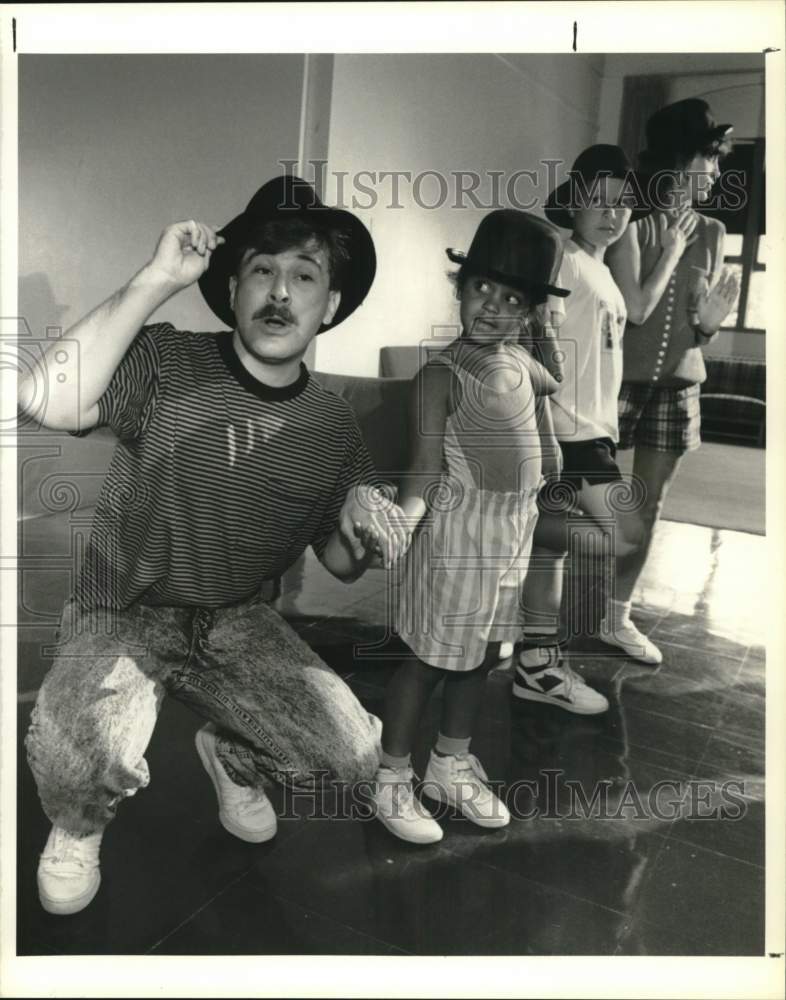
[548,239,627,443]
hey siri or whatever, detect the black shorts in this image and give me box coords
[558,437,623,490]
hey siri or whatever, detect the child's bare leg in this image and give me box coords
[576,481,636,558]
[521,512,567,657]
[439,643,499,741]
[514,516,609,715]
[423,643,510,828]
[380,657,443,758]
[374,657,445,844]
[522,522,568,637]
[569,452,671,664]
[614,446,684,603]
[592,447,681,665]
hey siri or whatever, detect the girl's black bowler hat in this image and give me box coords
[545,144,652,230]
[644,98,733,161]
[198,174,376,332]
[446,209,570,299]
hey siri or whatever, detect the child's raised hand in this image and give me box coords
[658,209,698,258]
[695,266,740,333]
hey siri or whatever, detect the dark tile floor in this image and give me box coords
[16,519,766,956]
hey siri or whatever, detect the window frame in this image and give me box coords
[720,136,765,334]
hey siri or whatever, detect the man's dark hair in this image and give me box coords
[233,217,352,291]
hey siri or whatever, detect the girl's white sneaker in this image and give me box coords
[372,766,443,844]
[422,751,510,829]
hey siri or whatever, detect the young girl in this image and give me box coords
[369,210,569,844]
[510,144,653,713]
[603,99,739,658]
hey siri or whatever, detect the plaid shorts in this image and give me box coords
[617,382,702,454]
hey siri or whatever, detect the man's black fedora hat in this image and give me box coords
[446,209,570,299]
[199,174,376,332]
[545,144,651,229]
[644,98,733,161]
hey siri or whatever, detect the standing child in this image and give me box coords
[511,145,654,715]
[604,100,739,651]
[371,210,569,844]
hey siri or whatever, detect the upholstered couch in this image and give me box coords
[700,356,766,447]
[380,345,767,447]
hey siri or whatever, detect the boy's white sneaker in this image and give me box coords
[598,617,663,665]
[37,826,102,915]
[423,751,510,829]
[195,724,277,843]
[372,766,443,844]
[513,647,609,715]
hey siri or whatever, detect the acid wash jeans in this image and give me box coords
[25,592,382,836]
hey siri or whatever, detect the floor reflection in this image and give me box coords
[17,519,766,956]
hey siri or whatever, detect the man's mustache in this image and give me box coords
[253,305,296,324]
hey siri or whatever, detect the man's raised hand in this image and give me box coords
[148,221,225,290]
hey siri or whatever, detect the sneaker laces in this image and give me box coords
[221,781,269,815]
[41,829,101,876]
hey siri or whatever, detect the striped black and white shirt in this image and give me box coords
[75,323,376,609]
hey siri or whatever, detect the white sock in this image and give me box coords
[434,733,472,757]
[607,599,632,628]
[380,750,411,771]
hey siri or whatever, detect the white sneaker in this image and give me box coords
[512,647,609,714]
[37,826,102,915]
[598,617,663,665]
[372,766,443,844]
[422,751,510,829]
[498,642,515,661]
[195,724,277,843]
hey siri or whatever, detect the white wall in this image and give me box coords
[316,53,605,376]
[596,53,765,146]
[17,55,308,519]
[667,72,764,138]
[19,55,305,341]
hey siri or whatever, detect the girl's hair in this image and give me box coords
[233,217,352,291]
[637,134,733,177]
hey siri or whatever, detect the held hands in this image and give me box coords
[693,267,740,334]
[339,485,412,569]
[147,221,225,290]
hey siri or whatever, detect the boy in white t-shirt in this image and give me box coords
[512,145,654,713]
